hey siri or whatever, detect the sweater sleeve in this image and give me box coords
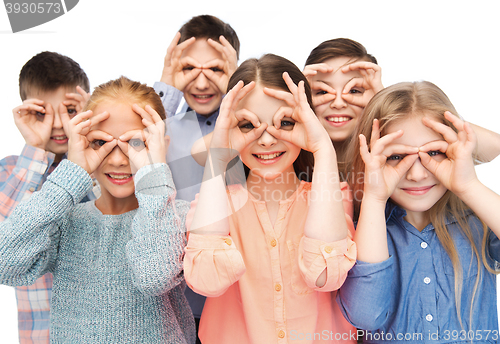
[184,232,246,297]
[0,159,92,286]
[125,163,188,297]
[298,181,357,291]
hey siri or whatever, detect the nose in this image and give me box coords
[106,146,129,167]
[52,111,63,129]
[330,91,347,109]
[194,72,210,90]
[405,157,429,182]
[258,130,277,147]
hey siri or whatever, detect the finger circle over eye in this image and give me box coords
[129,138,146,151]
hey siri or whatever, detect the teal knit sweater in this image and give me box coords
[0,160,195,344]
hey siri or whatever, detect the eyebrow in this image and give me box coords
[316,77,356,87]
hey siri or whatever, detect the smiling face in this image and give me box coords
[311,57,365,143]
[90,101,146,208]
[385,115,448,217]
[29,86,78,158]
[181,39,224,117]
[237,85,301,181]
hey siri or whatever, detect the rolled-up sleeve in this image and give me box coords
[184,233,246,297]
[337,257,394,330]
[298,230,356,292]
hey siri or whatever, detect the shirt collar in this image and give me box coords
[385,201,474,228]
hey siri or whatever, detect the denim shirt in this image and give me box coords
[337,202,500,344]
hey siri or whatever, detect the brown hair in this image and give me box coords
[305,38,377,66]
[227,54,314,181]
[179,15,240,59]
[19,51,90,101]
[346,80,497,329]
[84,76,165,120]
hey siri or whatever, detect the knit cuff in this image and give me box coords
[46,159,92,204]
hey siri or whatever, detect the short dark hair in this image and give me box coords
[19,51,90,100]
[305,38,377,66]
[179,15,240,59]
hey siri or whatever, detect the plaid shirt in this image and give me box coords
[0,145,98,344]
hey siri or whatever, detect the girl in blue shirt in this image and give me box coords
[339,81,500,343]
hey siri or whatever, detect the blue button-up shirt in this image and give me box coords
[338,202,500,343]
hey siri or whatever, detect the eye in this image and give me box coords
[427,150,443,157]
[314,90,328,95]
[183,66,195,71]
[386,154,406,165]
[349,87,364,95]
[67,107,77,116]
[210,67,223,73]
[280,119,295,130]
[129,138,145,150]
[238,121,255,133]
[91,139,107,148]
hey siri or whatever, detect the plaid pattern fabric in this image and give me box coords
[0,145,55,221]
[0,146,55,344]
[16,274,52,344]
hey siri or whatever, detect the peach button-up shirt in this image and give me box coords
[184,181,357,344]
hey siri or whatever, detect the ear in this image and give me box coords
[164,134,171,151]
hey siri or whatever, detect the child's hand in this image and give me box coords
[13,99,54,149]
[341,62,383,108]
[117,104,168,173]
[360,119,419,202]
[67,110,116,174]
[303,63,334,79]
[210,81,267,163]
[419,112,478,196]
[63,86,91,116]
[303,64,337,108]
[264,72,330,155]
[202,35,238,94]
[160,32,202,91]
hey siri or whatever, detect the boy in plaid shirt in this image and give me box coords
[0,51,93,344]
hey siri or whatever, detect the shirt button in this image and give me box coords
[29,187,35,192]
[159,91,164,97]
[278,330,285,339]
[424,277,431,284]
[275,284,281,292]
[224,238,232,246]
[426,314,433,322]
[324,246,333,254]
[421,242,428,249]
[270,239,277,247]
[206,121,212,125]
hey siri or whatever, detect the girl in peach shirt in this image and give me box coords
[184,54,357,344]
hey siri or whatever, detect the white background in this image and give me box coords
[1,1,500,342]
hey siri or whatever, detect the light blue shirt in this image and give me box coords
[154,82,220,318]
[337,202,500,344]
[153,82,219,203]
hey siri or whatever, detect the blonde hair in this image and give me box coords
[84,76,165,120]
[346,81,497,329]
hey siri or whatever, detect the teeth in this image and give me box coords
[52,136,67,140]
[108,174,131,180]
[327,117,350,123]
[194,95,212,99]
[255,152,283,160]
